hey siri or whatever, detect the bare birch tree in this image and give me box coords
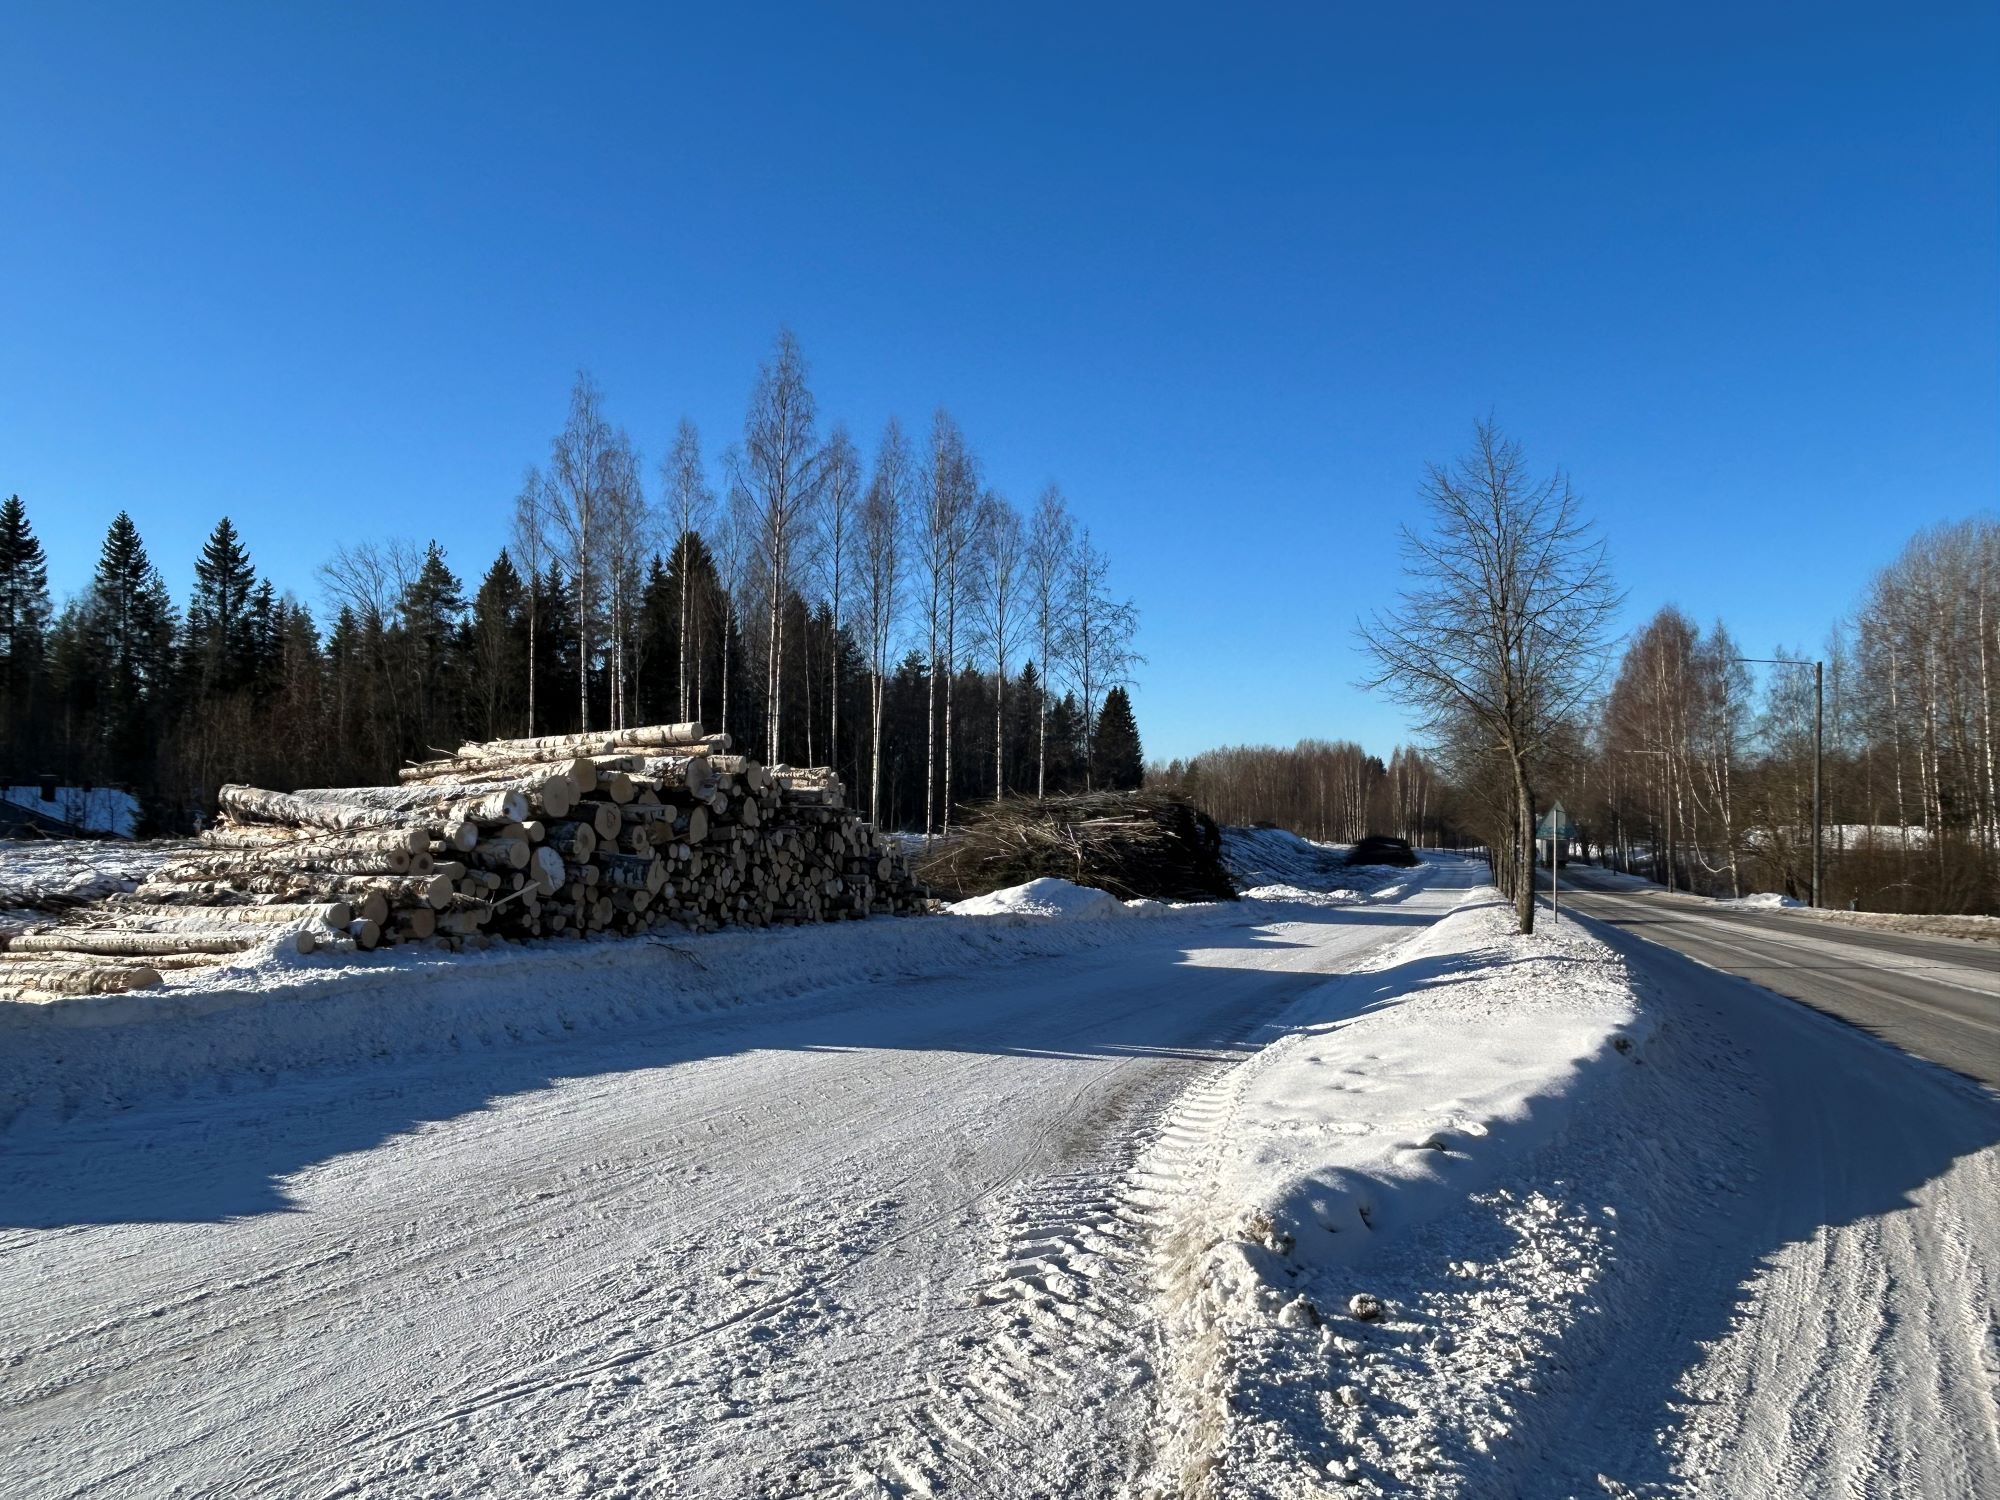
[819,424,861,769]
[540,373,617,734]
[918,410,977,837]
[509,469,549,735]
[975,491,1027,798]
[1360,420,1618,934]
[1026,484,1075,797]
[598,430,649,730]
[736,330,821,762]
[857,418,909,819]
[662,419,713,722]
[1067,526,1140,787]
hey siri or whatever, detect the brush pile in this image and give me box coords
[0,722,925,1004]
[917,790,1237,904]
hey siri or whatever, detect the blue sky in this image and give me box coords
[2,3,1994,760]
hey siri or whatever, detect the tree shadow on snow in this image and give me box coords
[1502,914,2000,1498]
[0,902,1443,1229]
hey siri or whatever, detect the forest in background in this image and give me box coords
[1146,741,1456,849]
[0,332,1144,834]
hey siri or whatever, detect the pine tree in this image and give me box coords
[0,495,52,768]
[1091,685,1144,791]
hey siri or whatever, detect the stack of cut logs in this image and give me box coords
[0,723,924,1003]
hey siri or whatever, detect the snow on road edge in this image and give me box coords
[1143,893,1656,1495]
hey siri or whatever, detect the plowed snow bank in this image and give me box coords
[1150,895,1652,1494]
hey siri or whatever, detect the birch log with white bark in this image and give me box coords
[463,723,707,757]
[198,825,431,856]
[0,962,164,995]
[216,786,413,835]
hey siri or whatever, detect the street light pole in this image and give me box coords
[1814,659,1824,911]
[1733,656,1824,909]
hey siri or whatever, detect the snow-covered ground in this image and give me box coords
[1715,890,1803,909]
[0,837,181,918]
[1145,897,1652,1494]
[2,831,1995,1498]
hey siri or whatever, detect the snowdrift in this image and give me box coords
[1221,825,1427,906]
[946,877,1140,921]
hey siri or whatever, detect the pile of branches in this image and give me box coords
[919,791,1237,903]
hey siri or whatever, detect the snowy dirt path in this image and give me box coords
[0,864,1479,1500]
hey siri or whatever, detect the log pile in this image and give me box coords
[0,723,925,1002]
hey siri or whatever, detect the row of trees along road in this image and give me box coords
[1587,518,2000,915]
[0,331,1143,833]
[1351,420,2000,923]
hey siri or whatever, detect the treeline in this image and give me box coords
[0,332,1143,833]
[1585,517,2000,914]
[1147,741,1456,847]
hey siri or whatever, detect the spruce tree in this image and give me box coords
[1091,685,1144,791]
[187,517,258,694]
[398,541,466,752]
[469,549,527,737]
[86,512,177,787]
[0,495,52,766]
[536,563,579,733]
[1045,692,1085,795]
[247,578,280,698]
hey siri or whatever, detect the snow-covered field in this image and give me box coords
[2,832,1995,1497]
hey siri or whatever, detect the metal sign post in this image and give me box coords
[1535,802,1572,930]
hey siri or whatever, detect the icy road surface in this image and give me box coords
[0,863,1479,1499]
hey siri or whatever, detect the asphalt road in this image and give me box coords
[1555,865,2000,1092]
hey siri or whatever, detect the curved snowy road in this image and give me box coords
[0,865,1477,1500]
[1542,899,2000,1498]
[1561,867,2000,1088]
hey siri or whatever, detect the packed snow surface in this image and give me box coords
[2,829,1995,1497]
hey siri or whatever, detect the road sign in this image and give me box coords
[1535,802,1575,840]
